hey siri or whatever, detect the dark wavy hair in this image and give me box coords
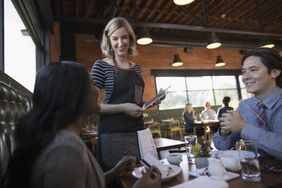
[4,62,90,188]
[241,48,282,88]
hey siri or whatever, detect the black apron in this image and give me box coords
[97,68,145,171]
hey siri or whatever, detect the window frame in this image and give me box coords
[152,69,243,110]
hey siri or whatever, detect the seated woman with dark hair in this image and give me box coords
[3,62,161,188]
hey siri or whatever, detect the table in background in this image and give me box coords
[154,138,185,159]
[119,155,282,188]
[193,120,220,140]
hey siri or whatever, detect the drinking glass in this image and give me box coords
[184,135,197,164]
[237,140,261,182]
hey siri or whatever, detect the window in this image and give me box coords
[156,75,246,110]
[239,75,253,100]
[156,77,187,109]
[211,76,239,109]
[186,76,214,107]
[4,0,36,92]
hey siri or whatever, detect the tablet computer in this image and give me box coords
[143,86,170,110]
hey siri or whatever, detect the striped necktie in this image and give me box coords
[256,102,266,127]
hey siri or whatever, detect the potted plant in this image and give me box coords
[192,136,212,168]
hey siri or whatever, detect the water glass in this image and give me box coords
[237,140,261,182]
[184,135,197,164]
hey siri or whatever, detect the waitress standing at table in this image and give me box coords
[91,17,163,171]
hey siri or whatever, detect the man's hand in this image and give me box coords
[220,111,244,134]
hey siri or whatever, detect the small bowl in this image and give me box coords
[219,151,241,171]
[167,153,182,166]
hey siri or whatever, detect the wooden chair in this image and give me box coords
[169,119,183,140]
[145,120,161,138]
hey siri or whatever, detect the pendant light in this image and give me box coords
[215,55,226,67]
[206,32,222,49]
[259,38,275,48]
[136,27,153,45]
[171,54,183,67]
[173,0,195,6]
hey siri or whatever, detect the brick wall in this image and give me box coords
[75,34,242,107]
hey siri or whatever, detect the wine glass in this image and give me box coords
[184,135,197,164]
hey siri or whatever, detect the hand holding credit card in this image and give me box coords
[142,86,171,110]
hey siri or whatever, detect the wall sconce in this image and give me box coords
[136,27,153,45]
[259,38,275,48]
[206,32,222,49]
[171,54,183,67]
[173,0,195,6]
[215,55,226,67]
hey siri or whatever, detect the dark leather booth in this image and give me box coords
[0,71,32,184]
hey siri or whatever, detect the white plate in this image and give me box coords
[188,168,240,181]
[132,164,182,181]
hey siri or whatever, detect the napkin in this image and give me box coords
[169,176,229,188]
[137,128,158,158]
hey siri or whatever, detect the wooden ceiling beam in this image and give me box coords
[181,6,204,26]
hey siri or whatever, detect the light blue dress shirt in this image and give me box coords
[213,87,282,160]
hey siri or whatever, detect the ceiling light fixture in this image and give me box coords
[136,27,153,45]
[259,38,275,48]
[206,32,222,49]
[173,0,195,6]
[215,55,226,67]
[171,54,183,67]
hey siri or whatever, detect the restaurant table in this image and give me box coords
[119,154,282,188]
[154,138,185,159]
[194,120,220,140]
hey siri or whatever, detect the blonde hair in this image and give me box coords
[100,17,137,58]
[183,103,193,115]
